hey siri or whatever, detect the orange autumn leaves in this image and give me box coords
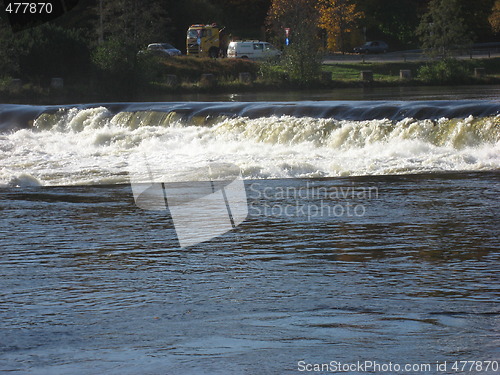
[267,0,364,52]
[490,0,500,33]
[317,0,364,51]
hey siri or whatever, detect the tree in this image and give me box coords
[460,0,496,42]
[317,0,363,52]
[91,0,172,94]
[489,0,500,33]
[0,15,19,77]
[98,0,170,49]
[212,0,271,34]
[16,24,90,82]
[357,0,421,49]
[416,0,473,57]
[266,0,321,85]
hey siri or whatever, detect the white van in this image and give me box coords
[227,41,281,60]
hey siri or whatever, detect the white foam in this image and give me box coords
[1,112,498,186]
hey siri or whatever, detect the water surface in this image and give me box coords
[0,95,499,374]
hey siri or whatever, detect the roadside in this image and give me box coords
[1,55,499,104]
[322,58,500,82]
[324,50,500,64]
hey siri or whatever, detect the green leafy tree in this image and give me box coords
[0,16,19,77]
[357,0,421,49]
[266,0,321,85]
[97,0,170,49]
[417,0,473,57]
[0,22,89,83]
[20,25,90,81]
[92,0,172,94]
[460,0,496,42]
[212,0,271,33]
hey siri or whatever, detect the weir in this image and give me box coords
[1,100,499,132]
[0,100,498,186]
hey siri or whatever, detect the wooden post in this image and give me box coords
[165,74,178,87]
[474,68,485,78]
[399,70,412,80]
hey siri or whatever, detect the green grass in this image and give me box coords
[1,57,499,103]
[323,61,425,81]
[322,58,500,82]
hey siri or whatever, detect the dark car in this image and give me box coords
[353,41,389,54]
[143,43,182,57]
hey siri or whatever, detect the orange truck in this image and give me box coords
[186,24,228,58]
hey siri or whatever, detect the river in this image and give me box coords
[0,86,499,374]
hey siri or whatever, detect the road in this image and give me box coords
[323,50,500,64]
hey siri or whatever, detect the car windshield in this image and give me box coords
[187,29,199,38]
[161,43,174,49]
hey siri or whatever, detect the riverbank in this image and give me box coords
[1,56,499,104]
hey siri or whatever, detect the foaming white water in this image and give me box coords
[0,108,498,186]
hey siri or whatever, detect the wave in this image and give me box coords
[0,101,499,186]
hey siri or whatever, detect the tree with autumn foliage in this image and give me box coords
[490,0,500,33]
[266,0,321,85]
[317,0,364,52]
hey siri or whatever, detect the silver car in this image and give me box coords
[146,43,182,57]
[353,41,389,54]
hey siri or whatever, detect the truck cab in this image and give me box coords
[187,24,227,58]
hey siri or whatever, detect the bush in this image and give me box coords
[16,24,91,83]
[92,38,143,95]
[282,44,322,86]
[417,58,472,83]
[258,60,288,83]
[158,56,259,82]
[135,52,165,83]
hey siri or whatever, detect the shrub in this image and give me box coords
[258,60,288,83]
[282,44,322,86]
[91,38,143,95]
[158,56,259,82]
[417,58,472,83]
[16,24,91,83]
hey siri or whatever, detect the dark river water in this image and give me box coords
[0,88,499,374]
[1,173,499,374]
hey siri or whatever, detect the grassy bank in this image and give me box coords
[323,58,500,83]
[1,56,499,103]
